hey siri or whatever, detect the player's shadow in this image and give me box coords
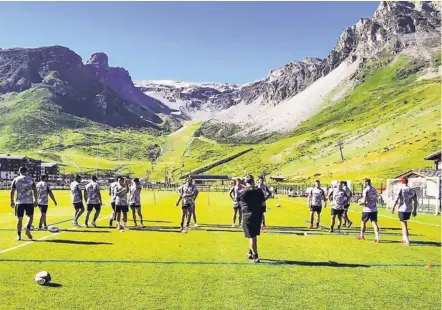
[62,229,111,233]
[134,226,183,233]
[46,283,62,288]
[40,239,112,245]
[128,220,172,224]
[380,240,441,247]
[262,259,370,268]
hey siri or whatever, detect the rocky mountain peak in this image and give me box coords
[86,52,109,68]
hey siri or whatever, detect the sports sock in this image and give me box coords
[403,234,409,243]
[375,231,379,240]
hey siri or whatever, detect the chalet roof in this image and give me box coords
[41,162,58,167]
[394,169,441,179]
[0,155,26,160]
[424,150,441,161]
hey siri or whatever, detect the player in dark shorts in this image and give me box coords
[129,178,144,227]
[357,178,380,242]
[328,181,347,233]
[176,178,198,232]
[307,180,327,229]
[229,178,244,227]
[342,181,353,228]
[257,176,271,231]
[84,176,102,227]
[109,178,118,227]
[114,176,129,230]
[70,175,85,227]
[392,177,418,245]
[36,174,57,230]
[10,167,38,241]
[237,175,265,263]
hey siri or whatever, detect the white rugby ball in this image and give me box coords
[35,271,51,286]
[48,226,59,233]
[358,198,365,205]
[276,204,281,208]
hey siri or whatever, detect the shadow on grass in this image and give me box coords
[261,259,370,268]
[45,283,62,288]
[379,240,441,247]
[62,229,111,233]
[39,239,112,245]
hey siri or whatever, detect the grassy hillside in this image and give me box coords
[205,54,441,183]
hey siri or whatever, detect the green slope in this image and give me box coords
[205,54,441,183]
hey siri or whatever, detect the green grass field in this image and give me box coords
[0,190,440,310]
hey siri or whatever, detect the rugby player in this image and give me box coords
[176,177,198,231]
[114,176,129,230]
[36,174,57,230]
[237,175,266,263]
[70,175,85,227]
[307,180,327,229]
[109,178,118,227]
[129,178,144,227]
[257,176,271,230]
[357,178,380,242]
[84,176,102,228]
[10,167,38,241]
[328,181,347,233]
[342,181,353,228]
[229,178,244,227]
[391,177,418,245]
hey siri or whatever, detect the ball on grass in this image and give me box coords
[48,226,59,233]
[35,271,51,286]
[276,204,281,208]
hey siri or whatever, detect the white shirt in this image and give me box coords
[70,181,83,203]
[36,181,51,205]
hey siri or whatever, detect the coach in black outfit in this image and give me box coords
[237,174,266,263]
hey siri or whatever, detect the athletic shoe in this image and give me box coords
[246,253,253,260]
[232,224,235,228]
[356,236,365,240]
[16,236,21,241]
[239,224,242,227]
[329,229,334,233]
[25,229,33,240]
[308,224,314,229]
[92,222,97,228]
[347,221,353,228]
[43,226,48,230]
[253,256,260,263]
[72,220,78,227]
[402,242,411,246]
[374,239,380,243]
[140,224,145,228]
[85,223,89,228]
[315,223,320,229]
[194,223,199,228]
[336,229,341,234]
[134,223,138,227]
[116,224,121,230]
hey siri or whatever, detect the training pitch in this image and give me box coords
[0,190,440,310]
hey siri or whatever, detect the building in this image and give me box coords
[270,175,286,182]
[424,150,441,170]
[0,154,45,181]
[41,163,59,180]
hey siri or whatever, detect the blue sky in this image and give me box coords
[0,1,379,83]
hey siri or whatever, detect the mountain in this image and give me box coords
[0,46,180,129]
[135,1,440,136]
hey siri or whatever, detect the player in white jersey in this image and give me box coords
[342,181,353,228]
[84,176,102,227]
[70,175,85,227]
[114,176,129,230]
[307,180,327,229]
[328,181,347,233]
[257,176,271,231]
[357,178,380,242]
[392,177,418,246]
[176,178,199,231]
[129,178,144,227]
[229,178,244,227]
[10,167,38,241]
[36,174,58,230]
[109,178,118,227]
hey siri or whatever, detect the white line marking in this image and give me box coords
[276,197,441,227]
[0,216,109,255]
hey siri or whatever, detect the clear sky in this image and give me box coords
[0,1,379,84]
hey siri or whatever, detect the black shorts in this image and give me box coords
[15,204,34,217]
[111,202,116,211]
[130,204,141,211]
[87,204,101,212]
[310,205,322,213]
[242,212,263,238]
[38,205,48,213]
[331,209,344,216]
[344,204,350,210]
[233,202,241,210]
[182,204,194,210]
[116,205,129,213]
[73,202,84,210]
[362,212,378,222]
[399,212,411,221]
[262,205,267,213]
